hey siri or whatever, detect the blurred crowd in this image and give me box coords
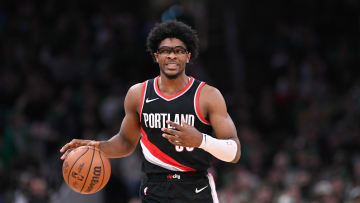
[0,0,359,203]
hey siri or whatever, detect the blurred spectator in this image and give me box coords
[0,0,359,202]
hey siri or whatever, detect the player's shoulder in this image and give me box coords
[198,83,227,113]
[128,82,144,92]
[201,83,223,98]
[128,79,151,93]
[124,81,147,110]
[125,81,146,100]
[199,83,227,109]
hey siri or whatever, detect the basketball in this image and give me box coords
[62,146,111,194]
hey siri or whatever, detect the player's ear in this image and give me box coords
[154,53,159,63]
[186,52,191,63]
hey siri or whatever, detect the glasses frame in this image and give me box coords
[156,46,188,55]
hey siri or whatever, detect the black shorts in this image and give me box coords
[139,171,219,203]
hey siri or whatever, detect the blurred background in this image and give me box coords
[0,0,359,202]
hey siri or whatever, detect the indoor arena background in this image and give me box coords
[0,0,359,202]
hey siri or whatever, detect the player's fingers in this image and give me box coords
[174,140,182,145]
[181,119,190,128]
[60,148,73,160]
[60,139,84,152]
[161,128,180,136]
[60,143,72,152]
[166,120,183,130]
[162,134,181,145]
[162,133,173,140]
[168,138,182,146]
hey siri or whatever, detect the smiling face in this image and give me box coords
[154,38,191,79]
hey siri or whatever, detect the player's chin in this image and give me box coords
[165,73,180,79]
[162,69,182,79]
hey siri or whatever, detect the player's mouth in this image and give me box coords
[165,63,179,69]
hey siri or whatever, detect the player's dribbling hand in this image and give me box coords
[161,119,203,147]
[60,139,98,160]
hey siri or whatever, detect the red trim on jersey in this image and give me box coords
[138,81,148,121]
[195,82,210,124]
[140,127,196,171]
[154,76,194,100]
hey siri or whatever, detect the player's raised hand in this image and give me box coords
[161,119,203,148]
[60,139,98,160]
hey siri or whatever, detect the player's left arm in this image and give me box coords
[201,85,241,163]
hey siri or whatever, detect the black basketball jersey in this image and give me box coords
[138,76,213,173]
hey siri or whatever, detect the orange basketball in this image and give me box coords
[62,146,111,194]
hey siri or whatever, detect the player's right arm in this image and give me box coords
[60,83,143,159]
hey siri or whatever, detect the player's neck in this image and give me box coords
[158,74,190,96]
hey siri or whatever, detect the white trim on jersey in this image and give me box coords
[207,173,219,203]
[138,80,148,122]
[194,82,211,125]
[140,140,185,172]
[153,76,195,101]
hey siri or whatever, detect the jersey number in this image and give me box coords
[175,146,194,152]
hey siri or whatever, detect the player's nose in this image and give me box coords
[167,52,177,58]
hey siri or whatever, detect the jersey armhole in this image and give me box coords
[138,80,148,121]
[194,82,211,125]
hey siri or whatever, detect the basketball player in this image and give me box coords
[60,20,241,202]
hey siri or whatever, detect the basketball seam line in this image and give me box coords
[96,150,106,192]
[67,147,90,185]
[80,146,95,193]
